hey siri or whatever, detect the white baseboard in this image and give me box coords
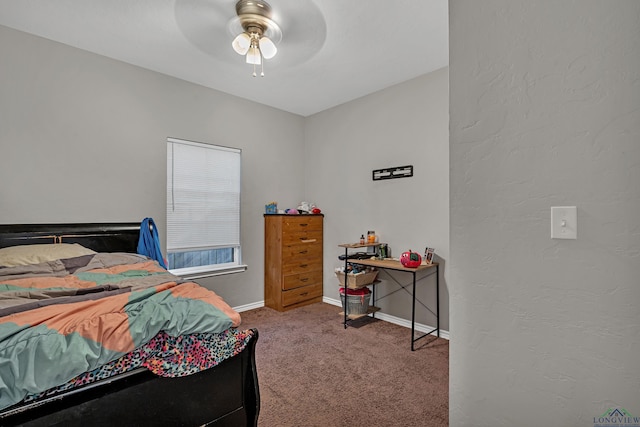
[233,298,449,341]
[233,300,265,312]
[323,296,450,340]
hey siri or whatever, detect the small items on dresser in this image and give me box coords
[264,202,277,214]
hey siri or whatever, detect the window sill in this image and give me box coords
[170,265,248,280]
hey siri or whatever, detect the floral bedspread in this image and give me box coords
[24,328,255,403]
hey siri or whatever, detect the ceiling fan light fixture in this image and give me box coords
[259,36,277,59]
[246,45,262,65]
[230,0,281,76]
[232,33,251,55]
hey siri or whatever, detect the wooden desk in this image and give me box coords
[342,256,439,351]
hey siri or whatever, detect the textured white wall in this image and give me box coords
[449,1,640,426]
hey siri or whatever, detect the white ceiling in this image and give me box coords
[0,0,449,117]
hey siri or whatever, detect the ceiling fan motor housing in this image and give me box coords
[235,0,274,36]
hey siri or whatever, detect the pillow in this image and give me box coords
[0,243,96,267]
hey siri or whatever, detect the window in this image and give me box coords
[166,138,245,278]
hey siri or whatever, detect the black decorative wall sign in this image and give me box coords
[372,165,413,181]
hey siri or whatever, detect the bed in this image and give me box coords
[0,223,259,427]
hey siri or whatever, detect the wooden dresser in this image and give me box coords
[264,214,323,311]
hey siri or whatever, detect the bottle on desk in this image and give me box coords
[379,244,387,259]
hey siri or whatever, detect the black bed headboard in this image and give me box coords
[0,223,141,253]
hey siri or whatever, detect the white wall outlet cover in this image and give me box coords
[551,206,577,239]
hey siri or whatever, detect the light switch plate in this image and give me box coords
[551,206,577,239]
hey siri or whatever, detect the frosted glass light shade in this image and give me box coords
[232,33,251,55]
[259,36,277,59]
[246,46,262,64]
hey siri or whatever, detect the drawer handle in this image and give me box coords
[300,292,308,296]
[299,223,308,227]
[300,278,309,282]
[299,250,308,254]
[300,238,316,243]
[299,264,308,268]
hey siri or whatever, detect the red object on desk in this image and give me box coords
[400,250,422,268]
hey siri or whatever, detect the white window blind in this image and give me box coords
[167,138,244,278]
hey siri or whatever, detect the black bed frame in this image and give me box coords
[0,223,260,427]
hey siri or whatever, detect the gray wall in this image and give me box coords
[449,1,640,426]
[0,24,451,335]
[0,25,306,307]
[305,67,450,333]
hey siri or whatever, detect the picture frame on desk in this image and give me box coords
[423,247,435,265]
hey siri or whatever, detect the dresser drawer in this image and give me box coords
[283,216,323,231]
[283,270,322,291]
[282,258,322,275]
[282,283,323,307]
[282,243,322,260]
[282,229,323,245]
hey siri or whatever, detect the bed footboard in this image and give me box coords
[0,329,260,427]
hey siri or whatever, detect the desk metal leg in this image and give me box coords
[436,264,440,338]
[343,247,348,329]
[411,264,439,350]
[372,283,376,319]
[411,271,416,351]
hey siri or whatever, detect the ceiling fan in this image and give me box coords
[174,0,326,78]
[229,0,282,77]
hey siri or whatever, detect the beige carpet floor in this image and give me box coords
[240,303,449,427]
